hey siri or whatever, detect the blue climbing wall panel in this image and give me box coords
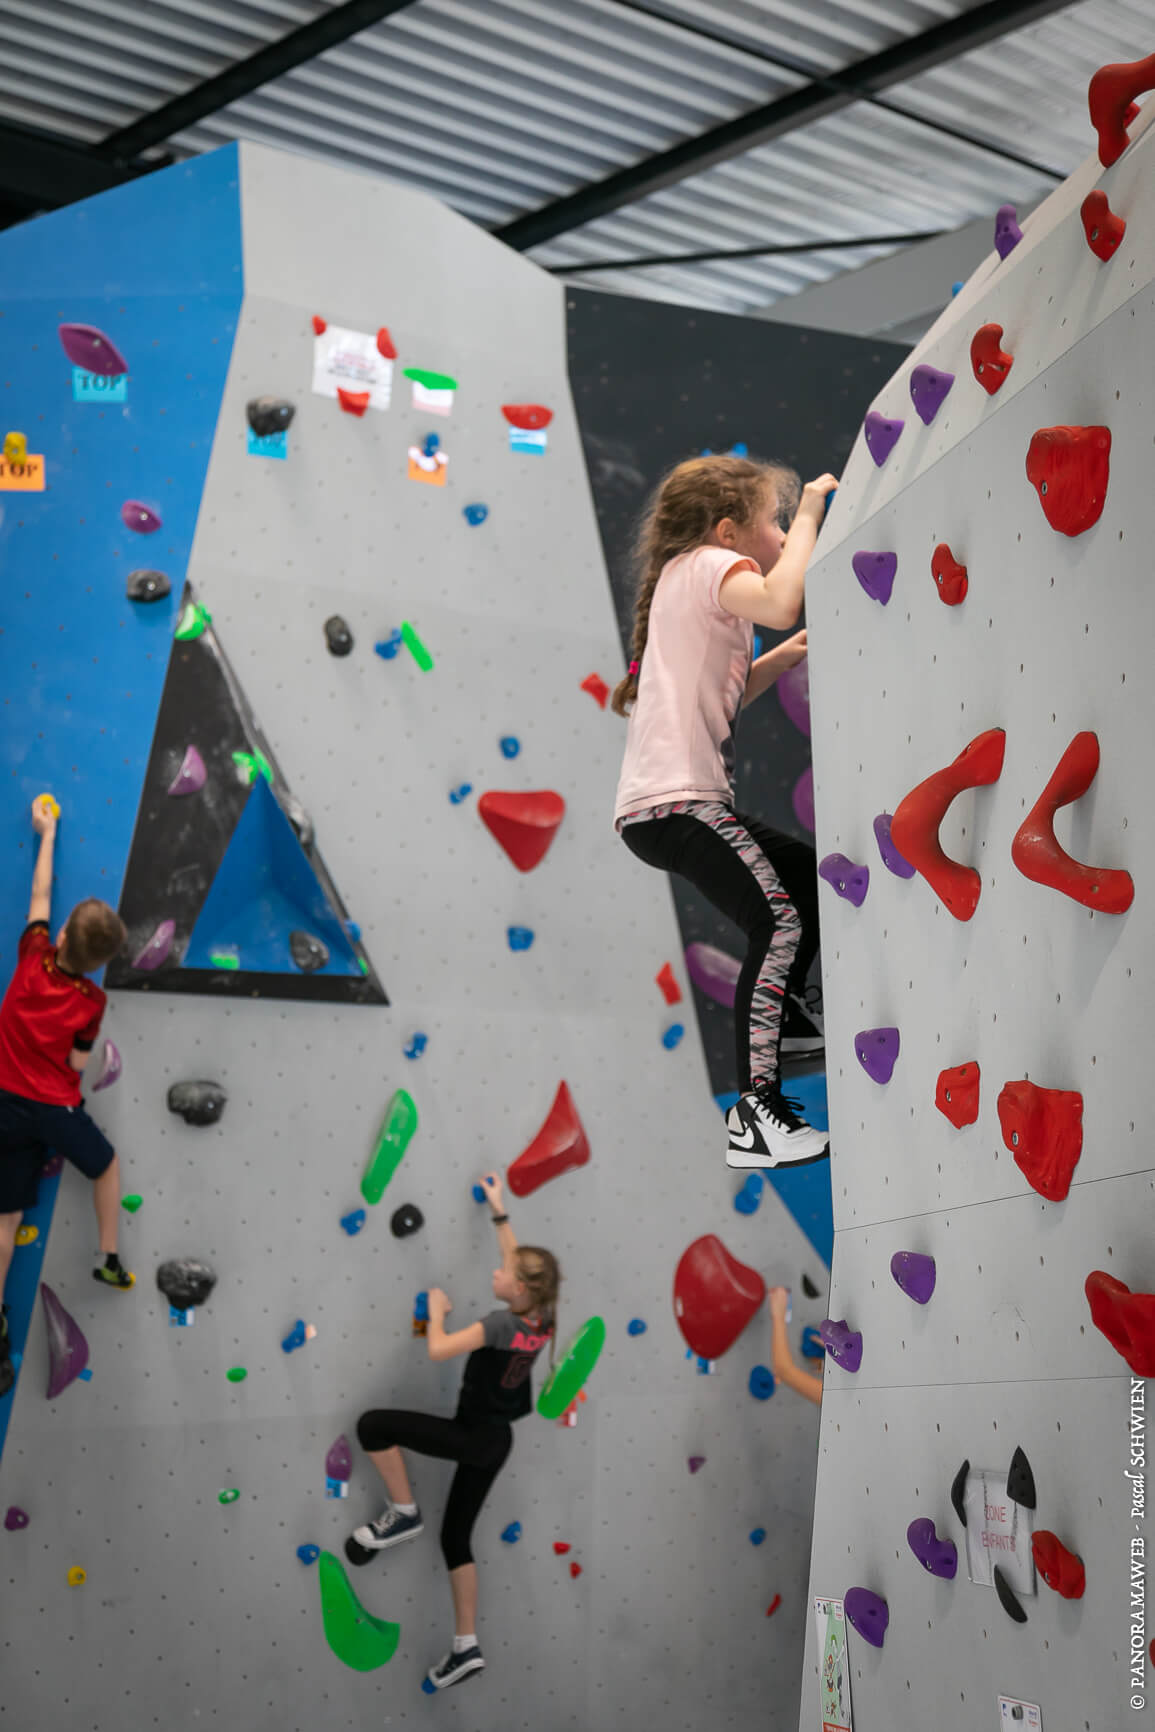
[0,146,243,1459]
[716,1073,832,1267]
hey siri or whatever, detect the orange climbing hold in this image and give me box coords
[336,387,370,417]
[580,672,609,709]
[935,1062,980,1129]
[478,790,565,872]
[673,1235,766,1362]
[1088,50,1155,166]
[501,404,553,430]
[997,1080,1083,1202]
[890,728,1006,921]
[1011,732,1134,914]
[930,544,968,607]
[507,1081,590,1199]
[655,962,681,1006]
[376,326,397,360]
[1026,426,1111,537]
[970,324,1014,395]
[1031,1531,1085,1600]
[1080,190,1127,262]
[1085,1271,1155,1376]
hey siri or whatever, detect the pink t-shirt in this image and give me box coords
[614,546,757,827]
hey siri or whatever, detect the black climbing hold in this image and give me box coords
[324,616,354,657]
[1007,1445,1036,1510]
[246,397,296,438]
[801,1273,820,1300]
[993,1565,1028,1624]
[390,1204,424,1239]
[166,1080,227,1127]
[290,930,330,973]
[156,1258,217,1310]
[283,794,314,852]
[950,1459,970,1527]
[126,569,172,603]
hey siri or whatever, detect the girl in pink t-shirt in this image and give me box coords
[612,454,836,1170]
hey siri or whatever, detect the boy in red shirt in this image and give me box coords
[0,797,134,1397]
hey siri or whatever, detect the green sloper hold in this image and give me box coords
[399,622,433,672]
[361,1089,418,1205]
[536,1315,606,1420]
[403,367,458,392]
[318,1550,400,1671]
[121,1194,142,1214]
[175,600,212,641]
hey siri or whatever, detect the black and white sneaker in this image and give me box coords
[346,1505,423,1565]
[426,1645,485,1691]
[725,1086,829,1168]
[780,993,824,1059]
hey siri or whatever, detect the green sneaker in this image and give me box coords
[93,1256,135,1290]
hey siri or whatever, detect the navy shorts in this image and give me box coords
[0,1088,115,1212]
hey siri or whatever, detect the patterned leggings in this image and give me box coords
[621,801,819,1093]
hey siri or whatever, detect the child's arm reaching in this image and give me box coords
[741,630,807,711]
[769,1285,824,1407]
[28,797,57,925]
[425,1289,486,1363]
[478,1172,518,1267]
[720,474,839,630]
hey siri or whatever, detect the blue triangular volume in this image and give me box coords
[184,777,362,975]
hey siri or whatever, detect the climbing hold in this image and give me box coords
[655,961,682,1005]
[684,940,741,1008]
[362,1090,418,1205]
[420,431,440,460]
[507,926,535,951]
[687,1455,707,1474]
[376,326,397,359]
[750,1528,766,1546]
[400,622,433,671]
[1027,424,1111,537]
[58,323,128,375]
[499,736,520,759]
[1011,732,1133,914]
[282,1319,308,1354]
[121,500,162,535]
[800,1326,825,1360]
[3,431,27,466]
[210,948,239,971]
[226,1367,247,1384]
[950,1460,970,1527]
[132,919,176,972]
[569,1561,583,1579]
[67,1566,87,1587]
[774,657,810,739]
[748,1365,775,1401]
[906,1518,957,1580]
[463,503,488,526]
[993,1565,1028,1624]
[994,203,1023,260]
[156,1259,217,1309]
[765,1594,782,1618]
[246,397,295,438]
[501,1522,522,1544]
[1032,1530,1085,1599]
[449,783,472,805]
[580,672,610,709]
[231,748,272,787]
[374,631,402,660]
[508,1081,589,1198]
[14,1224,38,1246]
[890,1252,936,1305]
[909,364,955,425]
[818,1318,862,1373]
[326,1436,353,1484]
[673,1235,766,1361]
[792,767,814,835]
[661,1023,684,1051]
[872,813,915,881]
[120,1195,142,1216]
[479,789,565,873]
[627,1318,647,1337]
[91,1038,122,1092]
[844,1587,888,1648]
[40,1284,90,1398]
[33,793,60,821]
[818,853,869,907]
[536,1315,606,1419]
[930,544,968,607]
[340,1208,366,1237]
[552,1540,571,1555]
[318,1550,401,1670]
[1006,1444,1036,1509]
[390,1203,423,1239]
[802,1273,820,1300]
[501,403,553,430]
[851,550,897,606]
[289,929,330,973]
[935,1062,980,1129]
[218,1490,240,1506]
[3,1507,29,1531]
[1080,189,1127,262]
[403,1033,427,1060]
[855,1027,900,1085]
[890,727,1006,920]
[336,387,370,416]
[1085,1271,1155,1376]
[166,1080,226,1126]
[733,1173,763,1216]
[471,1184,487,1203]
[862,411,904,467]
[997,1079,1083,1201]
[311,314,327,335]
[297,1544,321,1565]
[324,615,354,657]
[1088,50,1155,166]
[174,599,212,645]
[970,323,1014,395]
[125,569,171,603]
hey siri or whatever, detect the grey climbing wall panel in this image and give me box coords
[1,142,827,1731]
[799,100,1155,1730]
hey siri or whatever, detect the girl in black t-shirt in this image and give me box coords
[348,1172,559,1692]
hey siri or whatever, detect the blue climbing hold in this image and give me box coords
[472,1184,486,1203]
[729,442,748,457]
[749,1365,776,1401]
[463,503,488,526]
[661,1023,685,1050]
[340,1208,366,1237]
[403,1033,427,1060]
[749,1527,767,1547]
[734,1174,763,1215]
[414,1291,429,1323]
[801,1326,826,1360]
[345,921,361,942]
[374,631,403,660]
[297,1544,320,1565]
[282,1319,307,1353]
[501,1521,522,1544]
[421,1679,436,1695]
[499,736,520,759]
[696,1356,715,1376]
[449,783,473,805]
[507,926,535,951]
[421,432,440,458]
[627,1318,647,1337]
[951,281,964,297]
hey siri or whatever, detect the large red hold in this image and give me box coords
[336,387,370,417]
[890,728,1006,921]
[1080,190,1127,263]
[970,324,1014,395]
[673,1235,766,1361]
[1026,426,1111,537]
[1085,1271,1155,1376]
[1031,1531,1086,1600]
[478,790,565,872]
[997,1079,1083,1201]
[501,404,554,431]
[1011,732,1134,914]
[1088,50,1155,166]
[935,1062,980,1129]
[507,1082,589,1198]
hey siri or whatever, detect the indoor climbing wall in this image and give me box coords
[800,63,1155,1732]
[0,142,828,1731]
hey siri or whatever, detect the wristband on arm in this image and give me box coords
[491,1213,509,1224]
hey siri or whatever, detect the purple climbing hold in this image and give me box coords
[844,1586,889,1647]
[873,813,916,880]
[907,1517,957,1579]
[792,767,815,834]
[855,1026,900,1085]
[891,1251,936,1304]
[168,746,207,797]
[41,1283,90,1399]
[863,411,904,467]
[4,1506,30,1531]
[687,1455,707,1475]
[684,941,741,1010]
[131,919,175,972]
[852,550,898,606]
[121,500,162,535]
[818,853,869,908]
[58,323,128,376]
[90,1038,121,1092]
[994,203,1023,262]
[775,658,810,739]
[909,364,955,426]
[818,1318,862,1373]
[326,1435,353,1483]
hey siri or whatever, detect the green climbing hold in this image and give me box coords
[175,600,212,641]
[231,748,273,786]
[226,1367,248,1383]
[210,950,240,970]
[361,1089,418,1205]
[400,622,433,673]
[537,1315,606,1420]
[218,1488,240,1505]
[403,367,458,392]
[357,957,368,975]
[318,1550,400,1671]
[121,1194,142,1214]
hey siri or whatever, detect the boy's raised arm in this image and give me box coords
[28,799,57,925]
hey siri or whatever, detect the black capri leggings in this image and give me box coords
[356,1407,513,1571]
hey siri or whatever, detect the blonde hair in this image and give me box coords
[515,1244,561,1364]
[62,899,127,973]
[611,454,801,718]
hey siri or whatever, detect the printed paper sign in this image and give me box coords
[404,368,458,417]
[0,454,45,491]
[508,426,547,455]
[312,324,393,412]
[247,427,287,460]
[964,1468,1035,1594]
[73,367,127,403]
[813,1596,853,1732]
[998,1697,1042,1729]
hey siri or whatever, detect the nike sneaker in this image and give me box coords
[726,1086,829,1168]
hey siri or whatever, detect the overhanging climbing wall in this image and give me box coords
[800,65,1155,1732]
[0,141,830,1731]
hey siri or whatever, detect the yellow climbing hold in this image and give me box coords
[35,793,61,820]
[15,1225,39,1247]
[4,431,28,465]
[67,1566,86,1587]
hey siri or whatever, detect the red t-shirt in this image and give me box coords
[0,922,105,1106]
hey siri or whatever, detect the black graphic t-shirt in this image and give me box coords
[457,1309,554,1425]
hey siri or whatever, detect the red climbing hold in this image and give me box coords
[673,1235,766,1362]
[890,728,1006,921]
[376,326,397,360]
[580,672,609,709]
[970,324,1014,396]
[1031,1531,1085,1600]
[1011,732,1134,914]
[655,962,681,1006]
[336,387,370,417]
[1026,426,1111,537]
[1080,190,1127,262]
[997,1080,1083,1202]
[1088,51,1155,166]
[479,790,565,873]
[766,1594,782,1618]
[501,404,553,431]
[311,315,327,335]
[507,1081,589,1199]
[553,1541,572,1555]
[1085,1271,1155,1376]
[569,1561,583,1579]
[935,1062,980,1129]
[930,544,968,607]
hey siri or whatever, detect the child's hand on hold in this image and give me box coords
[798,474,839,523]
[427,1287,452,1323]
[31,795,57,837]
[768,1285,791,1323]
[478,1173,504,1212]
[775,630,807,670]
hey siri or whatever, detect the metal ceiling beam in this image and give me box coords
[543,229,948,275]
[0,119,151,220]
[495,0,1080,252]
